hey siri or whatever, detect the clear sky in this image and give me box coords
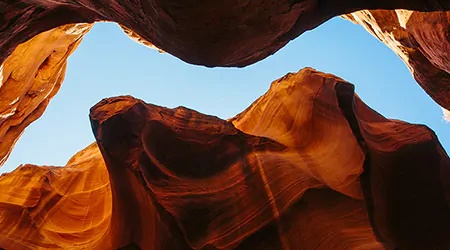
[2,17,449,173]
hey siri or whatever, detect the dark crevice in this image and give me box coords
[117,242,141,250]
[35,55,51,78]
[334,82,385,246]
[289,0,306,7]
[334,82,366,150]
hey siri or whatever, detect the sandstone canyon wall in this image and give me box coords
[2,0,449,68]
[343,10,450,112]
[1,0,450,167]
[1,1,450,249]
[0,68,448,249]
[0,142,111,249]
[0,23,92,166]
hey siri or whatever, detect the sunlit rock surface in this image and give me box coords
[229,70,365,199]
[0,68,448,249]
[1,1,450,168]
[232,69,450,249]
[0,23,92,167]
[343,10,450,112]
[0,142,111,249]
[120,25,165,53]
[444,108,450,122]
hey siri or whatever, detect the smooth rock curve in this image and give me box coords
[0,68,448,249]
[2,1,450,168]
[0,23,92,166]
[2,0,450,68]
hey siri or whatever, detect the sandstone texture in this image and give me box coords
[0,142,111,249]
[1,1,450,248]
[0,23,92,166]
[1,0,449,68]
[0,68,448,249]
[1,1,450,167]
[343,10,450,111]
[232,69,450,249]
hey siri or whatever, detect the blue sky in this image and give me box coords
[2,17,448,173]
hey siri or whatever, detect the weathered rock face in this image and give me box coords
[1,1,450,168]
[1,0,450,68]
[232,69,450,249]
[343,10,450,111]
[352,94,450,249]
[0,23,92,166]
[0,142,111,249]
[1,1,449,249]
[0,68,448,249]
[89,92,373,249]
[229,70,365,199]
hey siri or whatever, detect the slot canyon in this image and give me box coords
[1,0,450,249]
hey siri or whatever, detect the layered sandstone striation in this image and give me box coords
[352,93,450,249]
[0,142,111,249]
[232,69,450,249]
[1,1,449,249]
[1,1,450,167]
[0,23,92,166]
[0,68,448,249]
[343,10,450,111]
[2,0,449,68]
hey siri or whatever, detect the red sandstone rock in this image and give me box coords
[0,142,111,249]
[0,68,448,249]
[1,0,449,68]
[1,1,449,249]
[0,23,92,166]
[343,10,450,111]
[233,68,450,249]
[2,1,450,167]
[352,93,450,249]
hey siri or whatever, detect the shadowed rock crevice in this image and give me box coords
[332,72,450,249]
[2,1,450,169]
[0,68,448,249]
[0,0,450,248]
[334,81,385,245]
[351,95,450,249]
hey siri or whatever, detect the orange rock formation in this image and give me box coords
[2,0,449,67]
[1,1,450,167]
[0,23,92,166]
[0,68,448,249]
[343,10,450,111]
[0,142,110,249]
[1,1,450,249]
